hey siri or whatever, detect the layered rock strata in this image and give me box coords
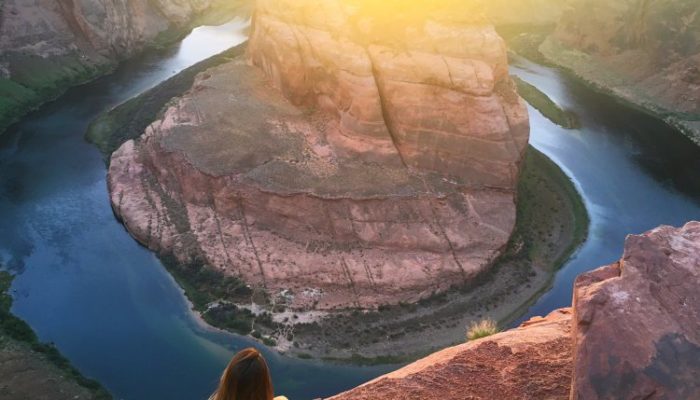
[109,0,529,311]
[0,0,240,133]
[248,0,529,187]
[540,0,700,144]
[330,221,700,400]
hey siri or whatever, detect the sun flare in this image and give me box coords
[256,0,490,46]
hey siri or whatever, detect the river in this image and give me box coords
[0,20,699,400]
[510,55,700,323]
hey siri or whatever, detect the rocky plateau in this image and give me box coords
[109,0,530,312]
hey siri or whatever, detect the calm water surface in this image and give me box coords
[511,55,700,322]
[1,23,699,400]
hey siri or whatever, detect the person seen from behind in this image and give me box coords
[210,348,288,400]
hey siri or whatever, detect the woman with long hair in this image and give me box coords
[210,348,287,400]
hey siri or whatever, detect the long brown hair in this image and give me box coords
[210,348,274,400]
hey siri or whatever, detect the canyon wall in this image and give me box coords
[0,0,239,133]
[109,0,529,314]
[330,221,700,400]
[540,0,700,144]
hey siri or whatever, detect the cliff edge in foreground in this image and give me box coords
[330,221,700,400]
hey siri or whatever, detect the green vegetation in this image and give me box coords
[0,55,111,135]
[0,78,41,123]
[496,24,556,65]
[86,45,247,157]
[0,271,112,398]
[510,147,589,271]
[466,319,499,341]
[512,76,580,129]
[159,252,283,339]
[159,253,263,336]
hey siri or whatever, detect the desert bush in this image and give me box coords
[466,318,499,341]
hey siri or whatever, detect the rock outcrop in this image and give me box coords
[0,0,241,133]
[109,0,529,312]
[329,221,700,400]
[248,0,529,187]
[540,0,700,144]
[330,308,573,400]
[570,221,700,399]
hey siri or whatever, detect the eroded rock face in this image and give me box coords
[0,0,220,62]
[330,309,573,400]
[248,0,529,188]
[541,0,700,143]
[110,59,519,310]
[109,0,529,311]
[0,0,237,133]
[570,221,700,400]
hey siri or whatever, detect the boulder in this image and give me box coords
[570,221,700,399]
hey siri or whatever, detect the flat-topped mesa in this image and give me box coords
[248,0,529,188]
[0,0,225,63]
[109,0,529,312]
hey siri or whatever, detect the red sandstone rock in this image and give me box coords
[570,221,700,399]
[248,0,529,188]
[109,60,518,310]
[0,0,230,63]
[109,0,529,311]
[330,309,573,400]
[326,222,700,400]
